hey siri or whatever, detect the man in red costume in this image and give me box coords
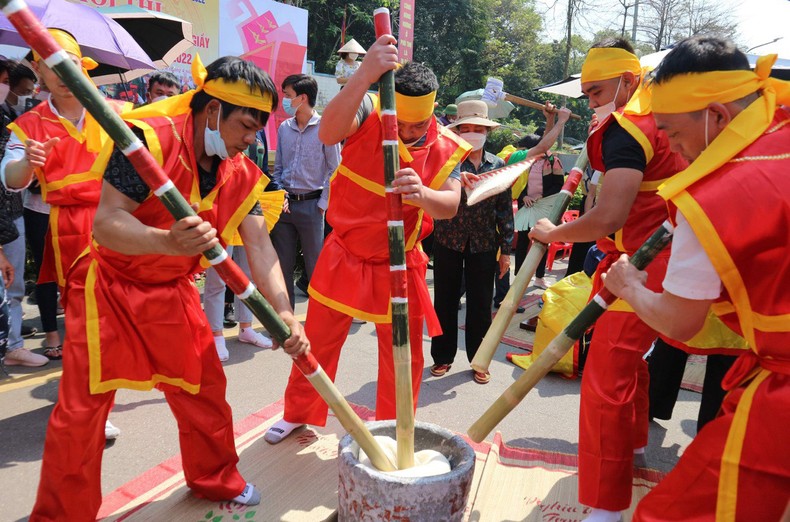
[529,38,687,521]
[264,34,470,444]
[2,30,129,295]
[604,35,790,522]
[28,56,309,521]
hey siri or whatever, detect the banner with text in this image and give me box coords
[398,0,415,63]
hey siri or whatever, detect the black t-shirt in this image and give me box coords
[601,119,647,172]
[104,128,262,215]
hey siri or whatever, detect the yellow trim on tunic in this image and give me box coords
[673,191,756,348]
[716,369,770,521]
[612,112,655,164]
[220,176,267,245]
[308,286,392,324]
[123,118,165,166]
[48,207,64,287]
[85,258,201,395]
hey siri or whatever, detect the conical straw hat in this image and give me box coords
[337,38,367,54]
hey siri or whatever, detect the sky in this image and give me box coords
[535,0,790,58]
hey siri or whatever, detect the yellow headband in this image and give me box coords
[395,90,436,123]
[191,54,273,113]
[581,47,641,83]
[33,28,98,72]
[652,54,790,114]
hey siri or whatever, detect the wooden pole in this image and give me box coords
[470,147,589,374]
[468,220,674,442]
[0,0,395,472]
[374,6,414,470]
[502,93,583,120]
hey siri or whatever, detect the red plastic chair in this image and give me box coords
[546,211,579,270]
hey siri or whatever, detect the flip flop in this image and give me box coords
[43,346,63,360]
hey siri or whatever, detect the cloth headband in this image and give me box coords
[581,47,641,83]
[651,54,790,113]
[657,53,790,201]
[122,53,273,123]
[395,90,436,123]
[192,53,273,113]
[32,29,98,72]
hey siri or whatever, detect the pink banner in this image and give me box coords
[398,0,415,63]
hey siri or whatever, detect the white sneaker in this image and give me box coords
[105,420,121,440]
[351,318,366,324]
[215,336,229,362]
[238,328,273,349]
[3,348,48,367]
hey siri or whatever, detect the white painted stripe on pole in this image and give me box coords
[207,249,228,265]
[121,140,144,155]
[373,7,390,15]
[385,187,395,193]
[382,140,399,146]
[237,282,255,300]
[2,0,26,15]
[392,297,408,304]
[43,50,70,68]
[304,365,322,378]
[381,109,397,116]
[571,167,583,175]
[593,294,609,309]
[153,180,176,197]
[387,220,404,227]
[662,219,675,233]
[560,189,573,197]
[390,264,407,271]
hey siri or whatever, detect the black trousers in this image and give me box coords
[648,338,737,432]
[515,229,548,278]
[24,208,59,333]
[431,242,496,365]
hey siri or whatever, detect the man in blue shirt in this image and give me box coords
[271,75,341,307]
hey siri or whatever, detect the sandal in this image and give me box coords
[43,346,63,360]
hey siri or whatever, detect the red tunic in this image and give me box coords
[8,99,130,287]
[587,109,688,255]
[309,94,470,333]
[78,112,265,394]
[634,107,790,522]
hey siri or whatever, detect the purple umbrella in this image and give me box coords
[0,0,154,71]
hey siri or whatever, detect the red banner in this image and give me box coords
[398,0,415,63]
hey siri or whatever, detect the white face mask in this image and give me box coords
[703,107,710,149]
[460,131,487,151]
[348,53,359,61]
[151,95,169,103]
[13,94,32,114]
[0,84,9,105]
[593,76,622,122]
[204,109,229,160]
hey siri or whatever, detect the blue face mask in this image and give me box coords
[282,96,302,116]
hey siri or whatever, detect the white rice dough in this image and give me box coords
[358,435,452,478]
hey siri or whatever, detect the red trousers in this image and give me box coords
[283,298,424,425]
[30,324,246,521]
[634,364,790,521]
[577,255,668,511]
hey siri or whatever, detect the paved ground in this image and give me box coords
[0,257,701,521]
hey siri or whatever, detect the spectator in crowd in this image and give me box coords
[145,71,181,103]
[428,100,511,385]
[0,60,47,367]
[270,74,340,309]
[438,103,457,126]
[334,39,366,86]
